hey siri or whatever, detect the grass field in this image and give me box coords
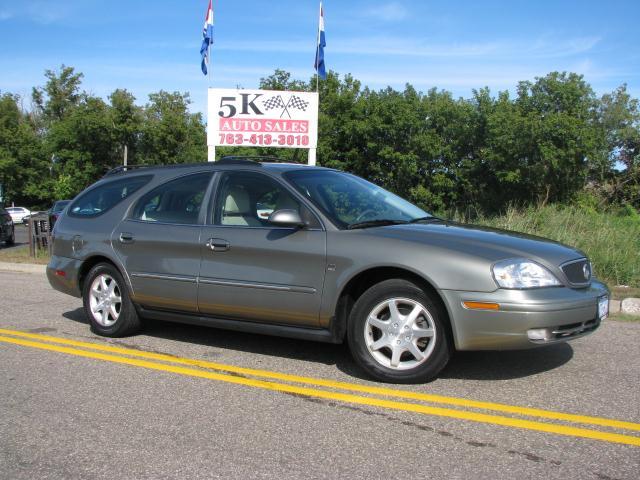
[0,245,50,265]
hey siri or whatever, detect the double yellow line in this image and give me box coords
[1,327,639,447]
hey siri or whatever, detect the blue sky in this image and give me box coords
[0,0,638,115]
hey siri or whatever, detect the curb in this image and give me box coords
[0,262,47,274]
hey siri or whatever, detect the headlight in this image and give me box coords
[492,259,561,289]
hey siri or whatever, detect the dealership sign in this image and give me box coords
[207,88,319,149]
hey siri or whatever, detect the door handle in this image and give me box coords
[119,232,135,243]
[205,238,230,252]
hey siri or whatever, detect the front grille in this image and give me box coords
[551,318,600,340]
[561,258,591,286]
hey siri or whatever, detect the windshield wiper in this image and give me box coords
[347,219,409,230]
[408,216,442,224]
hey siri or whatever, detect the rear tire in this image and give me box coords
[5,227,15,246]
[347,279,451,383]
[82,262,141,337]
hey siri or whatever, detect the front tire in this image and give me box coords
[347,279,451,383]
[82,263,141,337]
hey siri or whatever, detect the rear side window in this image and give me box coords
[133,172,212,225]
[69,175,152,218]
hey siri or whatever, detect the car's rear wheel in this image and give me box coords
[347,279,451,383]
[5,227,15,246]
[82,263,141,337]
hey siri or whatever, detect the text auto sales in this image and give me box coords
[217,94,310,146]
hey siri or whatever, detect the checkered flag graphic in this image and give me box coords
[287,95,309,112]
[262,96,285,111]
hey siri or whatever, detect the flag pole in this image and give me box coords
[208,0,213,89]
[310,1,322,166]
[315,1,321,93]
[207,0,215,162]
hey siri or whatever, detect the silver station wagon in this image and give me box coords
[47,157,609,383]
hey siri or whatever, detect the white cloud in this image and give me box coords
[364,2,409,22]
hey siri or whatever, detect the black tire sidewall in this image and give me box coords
[82,263,138,337]
[347,279,451,383]
[6,226,15,245]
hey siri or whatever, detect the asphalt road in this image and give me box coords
[0,269,638,479]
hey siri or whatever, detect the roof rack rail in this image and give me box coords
[217,156,283,165]
[103,165,155,177]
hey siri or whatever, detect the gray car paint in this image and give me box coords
[47,162,608,351]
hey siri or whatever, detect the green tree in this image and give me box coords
[46,95,116,196]
[478,72,602,211]
[597,85,640,207]
[109,89,142,165]
[0,93,44,206]
[139,91,206,164]
[32,65,84,124]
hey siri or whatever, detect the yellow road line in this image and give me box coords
[1,327,639,433]
[0,334,639,447]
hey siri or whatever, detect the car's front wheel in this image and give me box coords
[82,263,141,337]
[347,279,451,383]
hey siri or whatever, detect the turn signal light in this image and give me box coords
[462,301,500,311]
[55,270,66,277]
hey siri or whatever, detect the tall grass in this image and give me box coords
[461,205,640,288]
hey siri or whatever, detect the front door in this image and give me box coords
[197,171,327,326]
[112,172,213,313]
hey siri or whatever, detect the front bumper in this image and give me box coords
[441,280,609,350]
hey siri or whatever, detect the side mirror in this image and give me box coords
[268,209,305,228]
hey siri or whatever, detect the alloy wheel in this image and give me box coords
[364,297,437,370]
[88,274,122,327]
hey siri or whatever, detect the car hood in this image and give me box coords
[369,220,586,267]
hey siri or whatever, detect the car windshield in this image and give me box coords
[52,201,71,213]
[285,170,431,229]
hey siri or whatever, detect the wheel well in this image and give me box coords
[335,267,453,345]
[78,256,120,292]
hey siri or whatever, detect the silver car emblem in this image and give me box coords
[583,263,591,280]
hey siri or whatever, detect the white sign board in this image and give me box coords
[207,88,318,149]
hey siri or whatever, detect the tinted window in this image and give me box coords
[214,172,319,228]
[69,176,151,217]
[134,172,212,225]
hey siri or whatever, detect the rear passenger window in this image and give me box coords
[134,173,212,225]
[69,175,152,217]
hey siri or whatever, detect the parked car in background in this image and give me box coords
[48,200,71,229]
[22,211,44,225]
[6,207,31,224]
[46,158,609,383]
[0,208,15,246]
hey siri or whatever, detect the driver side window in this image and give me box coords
[214,172,319,228]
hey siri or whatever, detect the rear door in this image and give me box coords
[112,172,213,313]
[197,171,327,326]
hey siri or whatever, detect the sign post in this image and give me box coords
[207,88,319,163]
